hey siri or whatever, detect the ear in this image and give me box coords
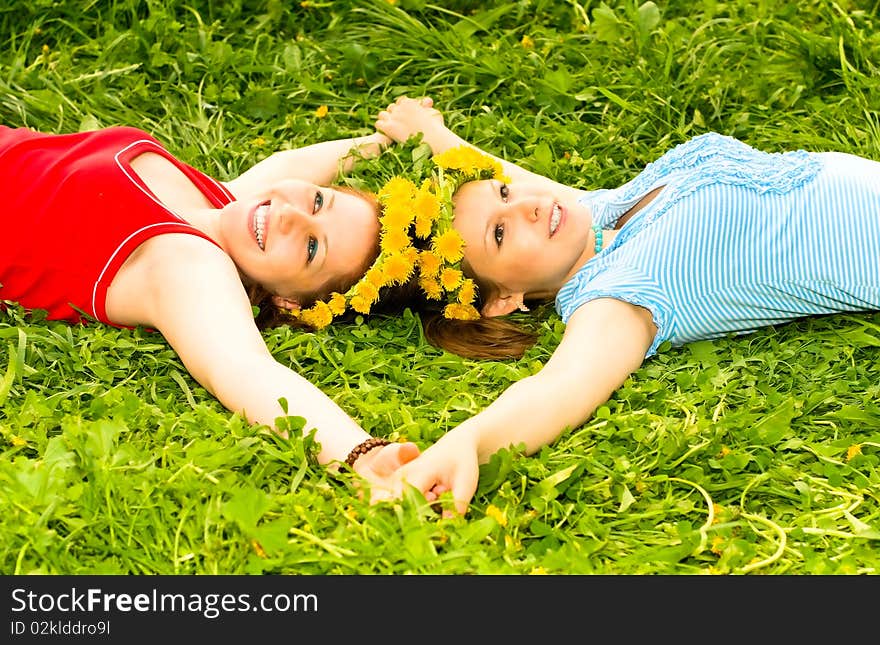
[271,295,301,313]
[480,292,524,318]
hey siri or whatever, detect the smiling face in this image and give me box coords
[218,179,379,305]
[451,178,594,314]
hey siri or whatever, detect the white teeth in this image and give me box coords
[549,204,561,235]
[254,202,269,250]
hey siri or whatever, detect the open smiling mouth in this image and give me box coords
[550,203,562,236]
[254,200,270,250]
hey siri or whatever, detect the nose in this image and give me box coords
[276,201,311,236]
[511,196,540,223]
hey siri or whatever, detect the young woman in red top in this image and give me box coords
[0,123,419,487]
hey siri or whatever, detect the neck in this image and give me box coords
[180,207,225,248]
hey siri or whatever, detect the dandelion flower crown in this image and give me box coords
[290,145,509,329]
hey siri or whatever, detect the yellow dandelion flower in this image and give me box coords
[413,189,440,237]
[349,294,372,314]
[383,252,415,284]
[315,104,328,118]
[521,34,535,49]
[364,266,385,290]
[11,436,27,447]
[433,229,464,263]
[458,279,476,305]
[328,292,347,316]
[433,145,505,179]
[418,250,442,277]
[403,246,420,265]
[504,535,521,551]
[251,539,267,558]
[353,280,379,304]
[381,227,411,254]
[381,202,415,231]
[378,177,417,203]
[847,444,862,461]
[253,136,266,146]
[433,146,482,172]
[710,535,725,555]
[301,301,332,329]
[529,567,548,575]
[444,302,480,321]
[419,276,443,300]
[439,267,462,291]
[486,504,507,527]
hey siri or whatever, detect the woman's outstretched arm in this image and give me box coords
[376,96,584,203]
[137,236,418,487]
[226,131,390,198]
[380,298,656,514]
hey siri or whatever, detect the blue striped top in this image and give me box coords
[555,132,880,357]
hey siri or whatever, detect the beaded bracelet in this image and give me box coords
[344,437,391,468]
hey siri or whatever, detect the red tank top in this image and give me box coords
[0,125,235,325]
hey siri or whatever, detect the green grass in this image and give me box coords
[1,0,878,575]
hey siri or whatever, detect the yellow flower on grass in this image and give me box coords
[383,252,415,284]
[381,227,411,254]
[486,504,507,526]
[11,436,27,447]
[433,229,464,263]
[521,34,535,49]
[315,105,328,118]
[251,539,267,558]
[847,444,862,461]
[328,292,346,316]
[301,301,332,329]
[444,302,480,321]
[439,267,462,291]
[419,276,443,300]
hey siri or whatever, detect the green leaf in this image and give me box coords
[223,486,271,532]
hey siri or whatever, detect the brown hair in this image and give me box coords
[421,311,538,360]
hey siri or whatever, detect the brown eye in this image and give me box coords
[493,223,504,246]
[499,183,509,202]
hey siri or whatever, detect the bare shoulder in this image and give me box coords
[106,233,242,328]
[559,298,657,359]
[566,297,656,334]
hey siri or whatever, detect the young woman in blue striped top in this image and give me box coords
[372,96,880,514]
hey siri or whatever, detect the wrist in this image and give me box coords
[343,437,391,470]
[420,122,457,154]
